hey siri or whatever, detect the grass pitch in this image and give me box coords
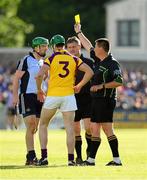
[0,129,147,180]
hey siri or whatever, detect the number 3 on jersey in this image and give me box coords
[58,61,69,78]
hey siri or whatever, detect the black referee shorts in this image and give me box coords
[75,94,92,122]
[91,97,116,123]
[19,93,43,118]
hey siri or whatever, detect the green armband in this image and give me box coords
[114,76,123,83]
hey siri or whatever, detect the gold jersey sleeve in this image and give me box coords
[45,50,83,96]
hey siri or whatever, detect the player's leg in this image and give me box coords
[38,96,59,165]
[24,115,38,165]
[38,108,57,165]
[62,111,75,166]
[102,122,122,166]
[83,117,91,159]
[20,93,40,165]
[61,95,77,166]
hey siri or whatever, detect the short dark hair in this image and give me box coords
[66,36,81,46]
[95,38,110,52]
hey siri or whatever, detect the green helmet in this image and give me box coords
[32,37,49,48]
[50,34,65,47]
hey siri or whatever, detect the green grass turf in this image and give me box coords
[0,129,147,180]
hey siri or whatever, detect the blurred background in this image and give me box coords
[0,0,147,129]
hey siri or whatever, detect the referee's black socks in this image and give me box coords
[89,137,101,159]
[75,136,82,159]
[108,135,120,158]
[85,133,91,158]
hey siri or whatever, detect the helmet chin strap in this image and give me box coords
[33,50,45,58]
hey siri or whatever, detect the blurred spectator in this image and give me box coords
[0,66,22,129]
[117,69,147,110]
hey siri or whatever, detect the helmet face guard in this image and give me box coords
[32,37,49,48]
[50,34,65,48]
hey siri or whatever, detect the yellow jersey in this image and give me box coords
[44,50,83,96]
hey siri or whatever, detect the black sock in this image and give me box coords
[41,149,47,159]
[90,137,101,159]
[85,133,91,156]
[108,135,119,157]
[75,136,82,159]
[68,154,74,161]
[27,150,36,160]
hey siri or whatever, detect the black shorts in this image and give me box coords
[91,98,116,123]
[19,93,43,118]
[75,94,92,122]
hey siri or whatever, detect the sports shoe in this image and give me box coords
[25,157,38,166]
[38,158,48,166]
[82,160,95,166]
[68,160,76,166]
[75,158,83,165]
[106,161,122,166]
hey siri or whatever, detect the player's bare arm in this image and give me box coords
[74,23,93,52]
[12,70,25,106]
[36,64,49,102]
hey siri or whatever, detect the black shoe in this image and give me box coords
[25,157,38,166]
[106,161,122,166]
[76,158,83,165]
[38,158,48,166]
[82,160,95,166]
[68,160,76,166]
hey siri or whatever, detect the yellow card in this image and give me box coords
[75,14,80,24]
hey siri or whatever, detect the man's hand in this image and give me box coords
[74,84,82,94]
[90,84,103,92]
[37,89,46,102]
[12,94,19,107]
[74,23,82,33]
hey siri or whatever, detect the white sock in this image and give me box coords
[87,157,95,163]
[113,157,121,164]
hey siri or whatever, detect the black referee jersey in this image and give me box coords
[75,54,94,94]
[90,48,123,99]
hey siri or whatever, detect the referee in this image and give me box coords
[74,24,123,166]
[66,36,93,164]
[12,37,49,165]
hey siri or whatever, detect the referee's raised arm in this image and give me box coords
[74,23,93,53]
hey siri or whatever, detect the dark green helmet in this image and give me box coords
[50,34,65,47]
[32,37,49,48]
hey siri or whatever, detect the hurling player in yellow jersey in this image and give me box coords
[36,34,94,166]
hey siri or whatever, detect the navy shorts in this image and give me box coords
[74,94,92,122]
[19,93,43,118]
[91,97,116,123]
